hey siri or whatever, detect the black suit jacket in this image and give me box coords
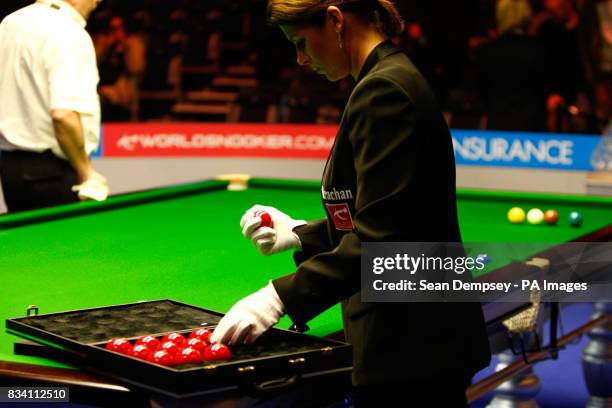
[273,41,491,386]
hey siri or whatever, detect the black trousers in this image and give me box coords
[0,149,79,213]
[351,375,471,407]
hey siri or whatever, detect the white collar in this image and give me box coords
[36,0,86,28]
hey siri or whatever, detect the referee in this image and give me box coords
[212,0,490,406]
[0,0,107,213]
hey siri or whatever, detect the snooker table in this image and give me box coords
[1,177,611,406]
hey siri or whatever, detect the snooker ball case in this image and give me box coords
[5,300,351,397]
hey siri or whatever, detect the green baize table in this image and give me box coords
[1,178,611,406]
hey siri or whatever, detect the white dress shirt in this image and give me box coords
[0,0,100,158]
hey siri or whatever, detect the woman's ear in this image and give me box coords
[326,6,344,31]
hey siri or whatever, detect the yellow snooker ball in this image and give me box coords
[527,208,545,225]
[508,207,526,224]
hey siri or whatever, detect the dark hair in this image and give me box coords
[267,0,404,38]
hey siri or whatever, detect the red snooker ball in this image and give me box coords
[544,210,559,225]
[129,344,152,360]
[189,328,212,345]
[186,337,207,353]
[136,335,160,351]
[178,347,203,364]
[149,350,174,366]
[254,210,273,229]
[162,332,186,346]
[203,343,232,361]
[105,338,132,354]
[160,341,180,356]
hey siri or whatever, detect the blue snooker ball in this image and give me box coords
[568,211,583,227]
[477,254,491,265]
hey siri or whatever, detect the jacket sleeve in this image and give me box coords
[292,219,333,265]
[273,76,421,324]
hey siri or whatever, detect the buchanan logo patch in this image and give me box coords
[325,203,354,231]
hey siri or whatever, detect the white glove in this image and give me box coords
[72,177,109,201]
[211,281,285,345]
[240,205,306,255]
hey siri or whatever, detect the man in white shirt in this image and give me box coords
[0,0,108,213]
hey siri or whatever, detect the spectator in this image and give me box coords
[598,0,612,73]
[394,22,437,89]
[475,0,551,131]
[530,0,586,108]
[578,0,612,131]
[95,15,146,121]
[594,78,612,129]
[140,11,186,93]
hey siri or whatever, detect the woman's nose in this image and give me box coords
[296,50,309,66]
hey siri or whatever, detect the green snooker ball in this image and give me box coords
[568,211,583,227]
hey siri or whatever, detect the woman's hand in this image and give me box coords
[240,205,306,255]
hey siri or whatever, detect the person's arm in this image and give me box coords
[211,73,446,344]
[292,219,333,265]
[274,75,424,325]
[50,109,94,183]
[46,30,107,194]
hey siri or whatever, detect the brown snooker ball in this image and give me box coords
[544,210,559,225]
